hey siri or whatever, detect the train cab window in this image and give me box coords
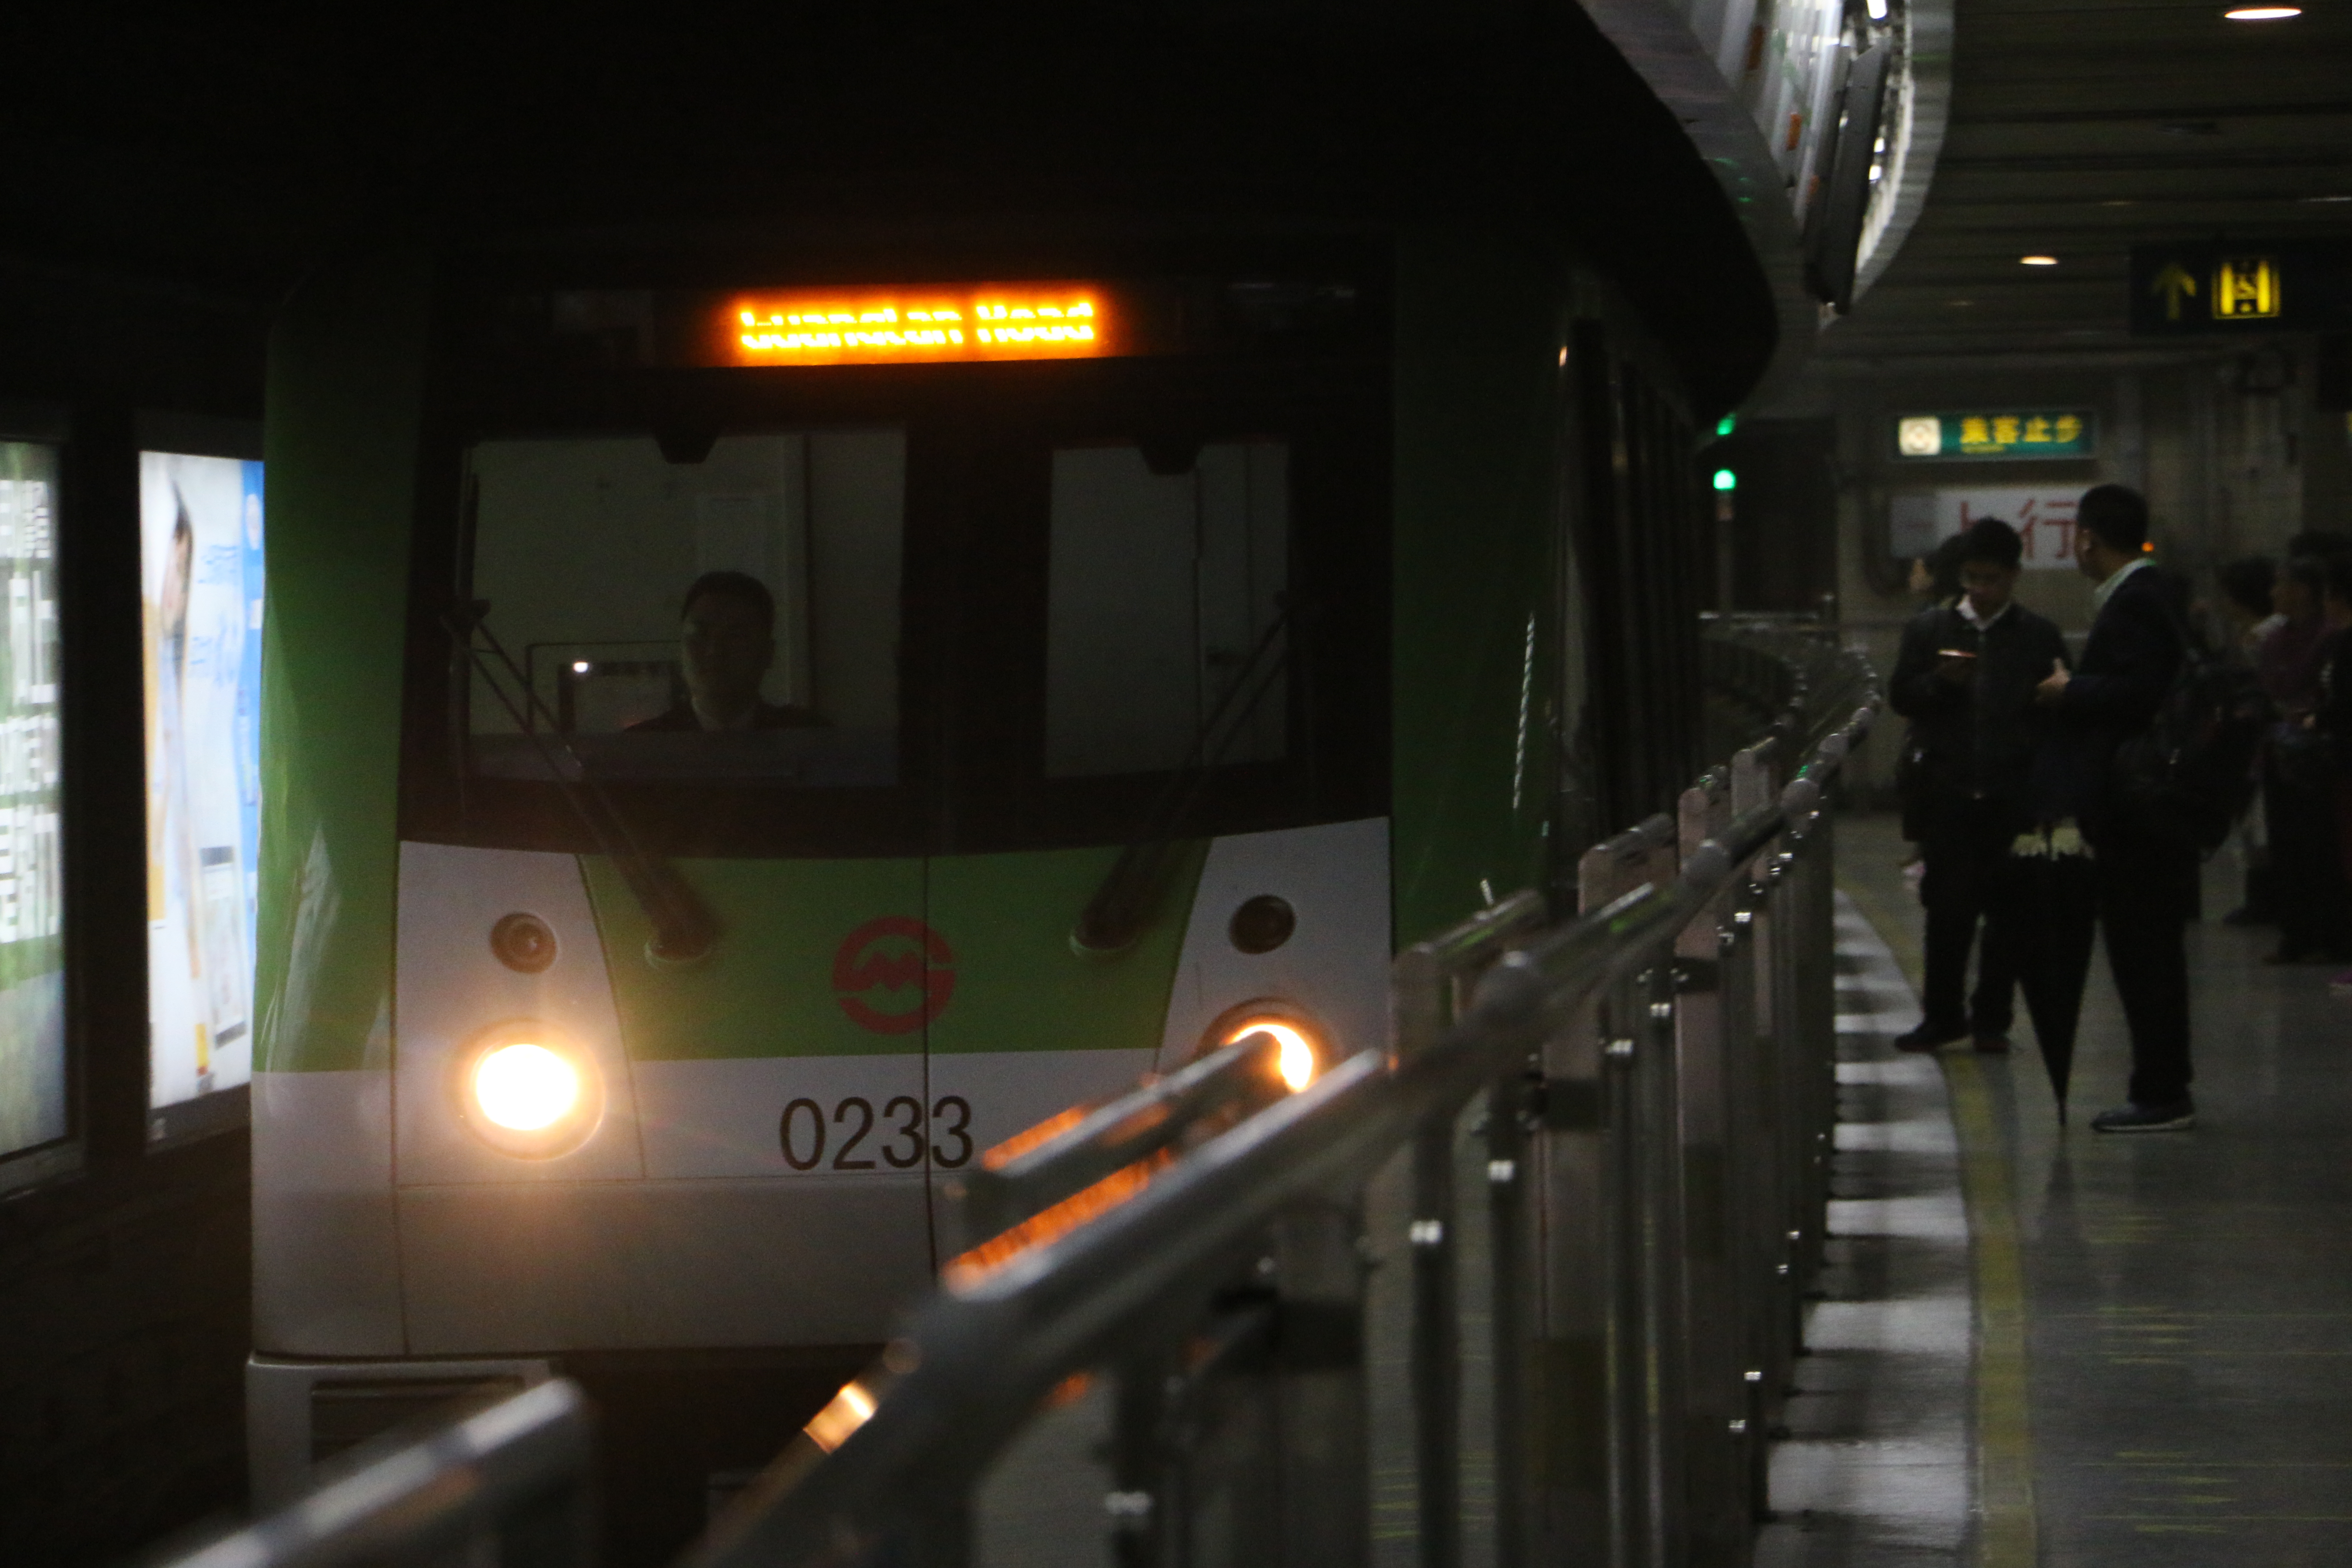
[463,429,904,788]
[1044,440,1288,779]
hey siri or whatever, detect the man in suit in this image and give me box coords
[1889,518,2067,1053]
[2036,485,2197,1132]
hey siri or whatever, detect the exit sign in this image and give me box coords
[2130,242,2352,335]
[1893,410,2096,461]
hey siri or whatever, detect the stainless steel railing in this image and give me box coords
[150,1380,594,1568]
[685,626,1875,1568]
[167,625,1874,1568]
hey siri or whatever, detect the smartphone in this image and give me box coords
[1935,648,1978,661]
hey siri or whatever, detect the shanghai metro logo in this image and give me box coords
[831,916,956,1035]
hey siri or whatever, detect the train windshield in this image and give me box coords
[414,266,1388,858]
[1044,441,1287,779]
[465,429,904,788]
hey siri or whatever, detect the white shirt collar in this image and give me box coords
[1957,596,2012,630]
[2091,555,2150,616]
[692,699,761,731]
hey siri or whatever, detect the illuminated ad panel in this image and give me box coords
[140,453,264,1110]
[0,443,62,1163]
[724,284,1112,367]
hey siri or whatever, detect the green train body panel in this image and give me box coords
[1389,232,1565,950]
[530,846,1201,1064]
[254,252,433,1074]
[581,856,926,1061]
[923,842,1205,1057]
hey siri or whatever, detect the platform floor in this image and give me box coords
[1755,889,1969,1568]
[1837,811,2352,1566]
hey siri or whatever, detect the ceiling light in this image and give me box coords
[2301,194,2352,204]
[1865,0,1888,18]
[2223,5,2300,17]
[2020,255,2060,266]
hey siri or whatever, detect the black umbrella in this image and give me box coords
[2003,839,2099,1123]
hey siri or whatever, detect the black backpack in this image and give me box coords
[2114,603,2271,851]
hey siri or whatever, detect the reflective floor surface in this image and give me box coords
[1840,810,2352,1567]
[1756,891,1970,1568]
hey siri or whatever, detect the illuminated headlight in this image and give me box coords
[456,1023,603,1157]
[1213,1007,1328,1093]
[476,1044,578,1130]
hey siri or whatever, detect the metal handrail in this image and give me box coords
[689,630,1878,1568]
[149,1380,594,1568]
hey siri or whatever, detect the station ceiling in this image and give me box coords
[1816,0,2352,368]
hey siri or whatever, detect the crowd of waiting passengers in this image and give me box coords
[1885,485,2350,1135]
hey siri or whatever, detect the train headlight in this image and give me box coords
[475,1044,579,1130]
[1222,1013,1325,1093]
[457,1023,603,1156]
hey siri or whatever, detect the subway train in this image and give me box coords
[242,22,1770,1562]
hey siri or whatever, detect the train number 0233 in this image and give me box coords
[778,1094,974,1172]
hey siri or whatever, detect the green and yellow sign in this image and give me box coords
[1893,410,2095,462]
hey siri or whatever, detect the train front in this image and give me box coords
[246,242,1393,1557]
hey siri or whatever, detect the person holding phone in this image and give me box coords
[1889,518,2068,1052]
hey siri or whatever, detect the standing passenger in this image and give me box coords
[2257,555,2347,962]
[2035,486,2197,1132]
[2307,554,2352,994]
[2216,557,2278,926]
[1889,519,2064,1053]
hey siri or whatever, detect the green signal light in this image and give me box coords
[1713,468,1737,492]
[1715,415,1737,438]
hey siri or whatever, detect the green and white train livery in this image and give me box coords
[246,232,1709,1535]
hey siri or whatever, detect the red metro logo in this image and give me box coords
[832,916,956,1035]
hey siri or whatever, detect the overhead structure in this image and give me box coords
[1805,0,2352,367]
[1580,0,1953,396]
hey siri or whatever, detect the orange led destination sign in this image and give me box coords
[725,285,1112,366]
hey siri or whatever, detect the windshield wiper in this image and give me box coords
[1071,601,1293,956]
[445,600,719,964]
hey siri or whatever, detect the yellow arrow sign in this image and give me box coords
[2151,261,2198,322]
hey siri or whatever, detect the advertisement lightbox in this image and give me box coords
[0,440,64,1169]
[141,451,264,1119]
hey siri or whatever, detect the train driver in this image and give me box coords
[629,570,827,732]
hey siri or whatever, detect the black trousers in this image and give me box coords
[1918,796,2022,1035]
[2094,821,2197,1106]
[2265,774,2351,957]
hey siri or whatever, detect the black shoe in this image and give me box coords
[2090,1099,2196,1133]
[1893,1021,1969,1053]
[1973,1032,2012,1054]
[2223,905,2275,927]
[2264,946,2329,965]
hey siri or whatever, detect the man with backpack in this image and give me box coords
[2036,485,2200,1132]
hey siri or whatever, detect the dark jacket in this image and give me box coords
[1890,599,2067,822]
[2041,563,2189,829]
[2310,627,2352,747]
[628,699,827,732]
